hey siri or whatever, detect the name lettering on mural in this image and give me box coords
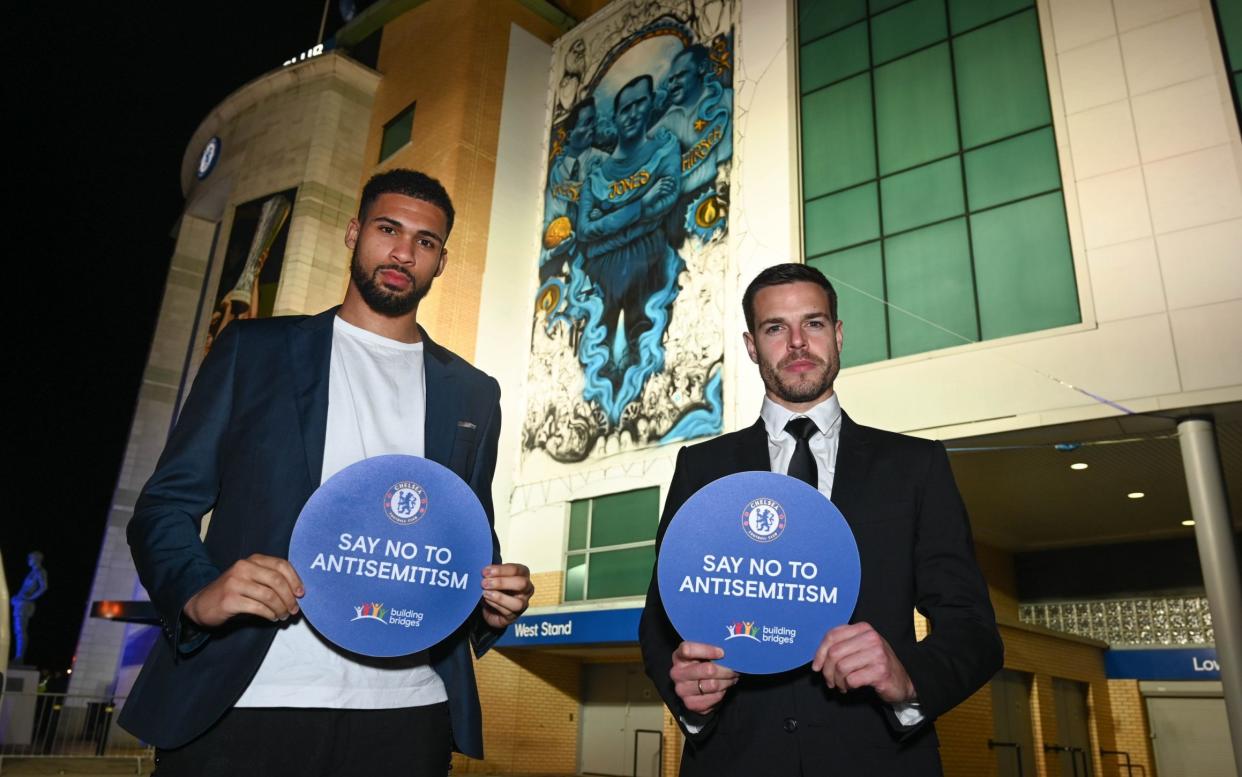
[607,169,652,199]
[682,125,725,172]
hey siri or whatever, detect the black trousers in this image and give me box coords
[153,703,452,777]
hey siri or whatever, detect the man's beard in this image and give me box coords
[758,351,835,404]
[350,250,431,317]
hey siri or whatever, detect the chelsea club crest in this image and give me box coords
[384,481,429,526]
[741,498,786,542]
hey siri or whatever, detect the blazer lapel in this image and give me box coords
[421,327,458,470]
[289,307,337,486]
[831,411,874,528]
[733,419,772,473]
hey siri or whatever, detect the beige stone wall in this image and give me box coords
[360,0,561,361]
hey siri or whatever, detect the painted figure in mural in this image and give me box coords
[11,551,47,664]
[204,194,293,352]
[541,98,608,282]
[578,75,682,389]
[653,43,733,245]
[640,264,1002,775]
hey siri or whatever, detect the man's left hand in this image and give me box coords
[811,622,915,704]
[480,563,534,629]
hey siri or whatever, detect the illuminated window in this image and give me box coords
[379,102,416,162]
[798,0,1079,367]
[564,488,660,602]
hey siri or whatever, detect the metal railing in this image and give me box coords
[0,693,150,760]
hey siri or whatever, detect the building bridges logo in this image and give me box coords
[353,602,387,622]
[351,602,425,629]
[725,621,758,641]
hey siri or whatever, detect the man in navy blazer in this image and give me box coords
[120,170,532,776]
[639,264,1002,775]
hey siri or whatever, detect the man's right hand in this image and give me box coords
[671,641,739,715]
[183,554,304,627]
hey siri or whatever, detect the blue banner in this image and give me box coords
[1105,647,1220,680]
[496,608,643,647]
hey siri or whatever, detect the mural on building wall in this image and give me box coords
[523,0,735,463]
[205,188,296,351]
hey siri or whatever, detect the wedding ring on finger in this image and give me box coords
[697,679,704,695]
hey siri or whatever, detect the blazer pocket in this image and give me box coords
[449,421,479,481]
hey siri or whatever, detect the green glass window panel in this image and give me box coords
[1216,0,1242,56]
[948,0,1032,33]
[808,243,888,367]
[589,488,659,547]
[380,104,415,161]
[587,546,655,599]
[869,0,907,12]
[806,183,880,255]
[564,554,586,601]
[801,21,869,92]
[802,74,875,197]
[954,10,1050,148]
[871,0,948,65]
[971,192,1079,339]
[880,156,964,234]
[884,218,978,355]
[800,0,867,43]
[875,44,959,174]
[964,128,1059,211]
[568,500,589,551]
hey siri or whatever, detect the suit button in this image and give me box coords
[783,718,798,733]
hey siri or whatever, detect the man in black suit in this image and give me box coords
[120,170,533,776]
[639,263,1002,774]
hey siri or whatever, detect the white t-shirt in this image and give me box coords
[235,315,447,708]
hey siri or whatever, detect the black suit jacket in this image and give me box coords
[639,413,1002,775]
[119,307,504,757]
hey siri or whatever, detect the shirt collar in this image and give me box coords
[760,393,842,442]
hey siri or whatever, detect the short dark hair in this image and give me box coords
[568,96,596,129]
[675,44,710,70]
[742,263,838,332]
[614,74,654,114]
[358,169,455,239]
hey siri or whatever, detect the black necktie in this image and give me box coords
[784,417,819,489]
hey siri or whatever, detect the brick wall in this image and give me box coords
[1105,679,1157,777]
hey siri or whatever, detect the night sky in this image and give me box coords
[6,2,351,675]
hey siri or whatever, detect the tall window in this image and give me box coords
[564,488,660,602]
[798,0,1079,367]
[379,102,416,162]
[1212,0,1242,110]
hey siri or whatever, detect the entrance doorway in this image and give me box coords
[991,669,1036,777]
[580,663,665,777]
[1147,692,1237,777]
[1051,678,1093,777]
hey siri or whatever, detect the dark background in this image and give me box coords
[4,2,350,676]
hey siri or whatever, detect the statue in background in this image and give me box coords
[11,551,47,664]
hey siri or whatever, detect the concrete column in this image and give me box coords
[1178,417,1242,764]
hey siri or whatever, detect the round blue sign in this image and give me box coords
[196,137,221,180]
[657,472,861,674]
[288,455,492,657]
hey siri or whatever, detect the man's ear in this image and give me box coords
[742,330,759,365]
[344,218,360,250]
[435,248,448,278]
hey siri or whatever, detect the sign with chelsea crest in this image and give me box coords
[657,472,861,674]
[288,455,492,657]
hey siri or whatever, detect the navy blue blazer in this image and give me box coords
[639,416,1003,775]
[119,307,504,757]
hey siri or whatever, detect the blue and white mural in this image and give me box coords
[524,0,735,463]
